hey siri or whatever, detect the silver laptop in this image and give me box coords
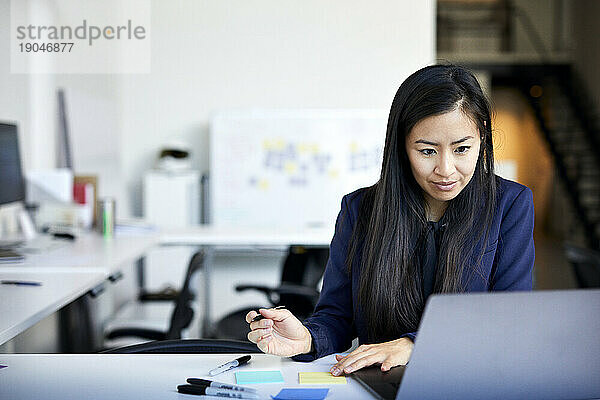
[388,289,600,400]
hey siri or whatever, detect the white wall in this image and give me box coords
[53,73,125,205]
[0,0,32,170]
[2,0,436,215]
[119,0,435,216]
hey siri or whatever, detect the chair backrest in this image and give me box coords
[278,246,329,318]
[103,339,261,354]
[564,243,600,288]
[166,250,205,339]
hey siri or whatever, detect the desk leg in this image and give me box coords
[201,247,214,338]
[136,256,146,292]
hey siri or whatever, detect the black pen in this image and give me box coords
[177,384,259,399]
[252,305,286,322]
[186,378,257,393]
[208,355,251,376]
[1,280,42,286]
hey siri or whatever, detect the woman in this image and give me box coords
[246,64,535,375]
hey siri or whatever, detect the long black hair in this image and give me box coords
[347,64,497,342]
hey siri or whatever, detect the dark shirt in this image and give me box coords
[421,220,444,302]
[293,176,535,362]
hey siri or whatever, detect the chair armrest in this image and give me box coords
[235,283,320,304]
[105,328,167,341]
[138,286,179,302]
[102,339,261,354]
[235,284,274,296]
[271,283,320,299]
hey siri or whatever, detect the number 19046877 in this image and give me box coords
[19,42,74,52]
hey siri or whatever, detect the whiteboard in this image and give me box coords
[210,110,387,229]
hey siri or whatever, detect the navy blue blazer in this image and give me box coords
[294,176,535,361]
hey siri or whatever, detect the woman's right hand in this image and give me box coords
[246,308,313,357]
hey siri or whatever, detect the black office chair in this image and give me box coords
[564,243,600,288]
[103,339,261,354]
[212,246,329,341]
[104,250,205,342]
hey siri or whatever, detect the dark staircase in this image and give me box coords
[528,67,600,250]
[474,64,600,250]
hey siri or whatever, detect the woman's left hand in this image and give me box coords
[330,337,414,376]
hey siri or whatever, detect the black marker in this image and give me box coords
[252,305,286,322]
[177,384,258,399]
[1,280,42,286]
[52,232,76,240]
[209,355,251,376]
[186,378,257,393]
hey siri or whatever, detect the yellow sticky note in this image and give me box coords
[298,372,347,385]
[284,161,297,174]
[258,179,269,191]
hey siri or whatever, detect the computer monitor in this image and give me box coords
[0,122,26,205]
[0,122,27,241]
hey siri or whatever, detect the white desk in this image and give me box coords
[0,353,375,399]
[0,232,159,345]
[160,226,334,247]
[0,226,331,344]
[0,269,106,344]
[14,232,159,275]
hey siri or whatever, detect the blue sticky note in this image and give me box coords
[271,388,329,400]
[235,370,284,384]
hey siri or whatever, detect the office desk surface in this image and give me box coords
[160,225,334,246]
[8,232,159,275]
[0,353,375,399]
[0,227,330,345]
[0,269,105,344]
[0,232,158,345]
